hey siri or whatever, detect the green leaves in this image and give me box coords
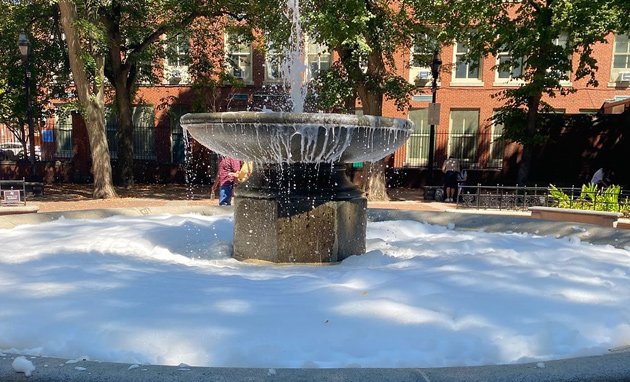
[549,183,628,214]
[0,0,69,142]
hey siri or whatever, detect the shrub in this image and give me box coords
[548,184,630,217]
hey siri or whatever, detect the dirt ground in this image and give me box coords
[27,183,217,213]
[25,183,440,213]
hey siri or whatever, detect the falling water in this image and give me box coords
[282,0,307,112]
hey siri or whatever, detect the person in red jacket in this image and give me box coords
[216,156,241,206]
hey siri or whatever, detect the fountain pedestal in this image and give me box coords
[180,111,412,263]
[233,163,366,263]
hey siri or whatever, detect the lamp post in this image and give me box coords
[427,49,441,183]
[18,31,37,179]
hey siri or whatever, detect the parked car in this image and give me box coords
[0,142,24,160]
[0,143,40,161]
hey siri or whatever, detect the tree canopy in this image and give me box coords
[0,0,69,158]
[427,0,629,184]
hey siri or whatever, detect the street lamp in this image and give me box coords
[427,49,442,182]
[18,31,37,178]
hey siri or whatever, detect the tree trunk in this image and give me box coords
[114,80,135,187]
[357,85,389,201]
[59,0,117,199]
[86,96,117,198]
[516,94,542,185]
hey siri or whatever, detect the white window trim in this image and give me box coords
[409,45,435,87]
[405,108,430,167]
[163,34,190,85]
[551,34,572,87]
[264,36,331,84]
[610,33,630,85]
[493,51,525,86]
[452,42,483,86]
[305,39,331,81]
[264,47,283,84]
[224,33,253,85]
[448,109,479,166]
[488,121,504,168]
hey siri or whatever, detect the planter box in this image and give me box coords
[529,206,622,227]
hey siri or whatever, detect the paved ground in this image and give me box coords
[22,183,459,213]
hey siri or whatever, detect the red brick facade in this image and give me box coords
[2,29,629,186]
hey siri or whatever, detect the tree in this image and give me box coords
[0,0,69,164]
[299,0,425,200]
[59,0,117,198]
[95,0,283,186]
[440,0,626,185]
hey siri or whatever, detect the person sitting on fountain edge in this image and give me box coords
[217,156,241,206]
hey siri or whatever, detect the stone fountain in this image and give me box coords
[181,111,412,263]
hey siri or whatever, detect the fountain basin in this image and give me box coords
[180,112,413,163]
[180,111,413,263]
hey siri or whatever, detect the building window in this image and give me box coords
[405,109,430,167]
[168,105,189,164]
[54,113,73,159]
[549,34,572,84]
[488,121,505,168]
[612,34,630,82]
[448,109,479,165]
[164,33,190,85]
[495,51,524,82]
[454,42,481,82]
[225,33,252,84]
[105,106,156,160]
[264,48,283,83]
[409,38,436,85]
[306,40,331,81]
[132,106,156,160]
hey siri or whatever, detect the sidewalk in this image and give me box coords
[22,183,462,214]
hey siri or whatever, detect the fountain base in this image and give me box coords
[233,163,366,263]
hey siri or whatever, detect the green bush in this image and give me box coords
[548,184,630,217]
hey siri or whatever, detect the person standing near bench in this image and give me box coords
[442,156,460,203]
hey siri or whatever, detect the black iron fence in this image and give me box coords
[451,184,630,216]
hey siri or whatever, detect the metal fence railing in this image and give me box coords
[106,125,157,160]
[441,184,630,216]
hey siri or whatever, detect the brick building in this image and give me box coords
[3,27,629,186]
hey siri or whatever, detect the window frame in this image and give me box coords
[611,34,630,83]
[405,108,431,167]
[452,41,483,86]
[488,119,505,169]
[224,33,253,84]
[494,50,525,85]
[448,109,479,165]
[54,112,73,159]
[409,38,437,86]
[163,33,190,85]
[305,40,331,81]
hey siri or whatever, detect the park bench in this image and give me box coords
[0,179,41,214]
[0,179,27,206]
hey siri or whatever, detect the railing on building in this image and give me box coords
[455,184,630,213]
